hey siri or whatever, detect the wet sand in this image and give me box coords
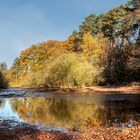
[75,86,140,94]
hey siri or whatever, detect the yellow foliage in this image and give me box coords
[81,32,108,65]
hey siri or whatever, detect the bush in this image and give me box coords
[45,53,78,87]
[45,53,103,88]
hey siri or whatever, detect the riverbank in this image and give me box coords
[0,120,140,140]
[32,85,140,94]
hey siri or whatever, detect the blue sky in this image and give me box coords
[0,0,128,67]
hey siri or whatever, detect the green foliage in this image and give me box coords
[79,14,100,36]
[106,0,140,84]
[0,63,7,72]
[100,6,127,40]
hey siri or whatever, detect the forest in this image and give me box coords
[1,0,140,89]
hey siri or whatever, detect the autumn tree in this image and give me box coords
[80,32,108,66]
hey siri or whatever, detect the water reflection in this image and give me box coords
[0,99,20,120]
[10,96,140,128]
[0,95,140,129]
[11,98,102,128]
[0,99,5,108]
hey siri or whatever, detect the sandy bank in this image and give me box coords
[32,86,140,94]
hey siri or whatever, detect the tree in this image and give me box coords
[63,31,80,52]
[8,0,139,87]
[0,63,7,72]
[79,14,100,37]
[81,33,100,64]
[126,47,140,82]
[0,62,8,88]
[100,6,127,47]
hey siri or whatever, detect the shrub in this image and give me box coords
[45,53,103,88]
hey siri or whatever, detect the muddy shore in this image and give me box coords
[0,120,140,140]
[31,85,140,94]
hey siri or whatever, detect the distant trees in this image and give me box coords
[0,63,7,72]
[0,63,8,88]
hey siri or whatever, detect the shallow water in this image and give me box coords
[0,88,140,129]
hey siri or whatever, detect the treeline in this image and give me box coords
[8,0,140,88]
[0,63,8,88]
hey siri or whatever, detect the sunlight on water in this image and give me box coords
[0,99,21,121]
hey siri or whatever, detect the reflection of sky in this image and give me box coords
[0,99,21,121]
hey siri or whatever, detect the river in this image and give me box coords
[0,88,140,129]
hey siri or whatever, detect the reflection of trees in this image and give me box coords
[11,98,105,128]
[49,99,74,120]
[11,97,140,128]
[105,101,140,125]
[0,99,5,108]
